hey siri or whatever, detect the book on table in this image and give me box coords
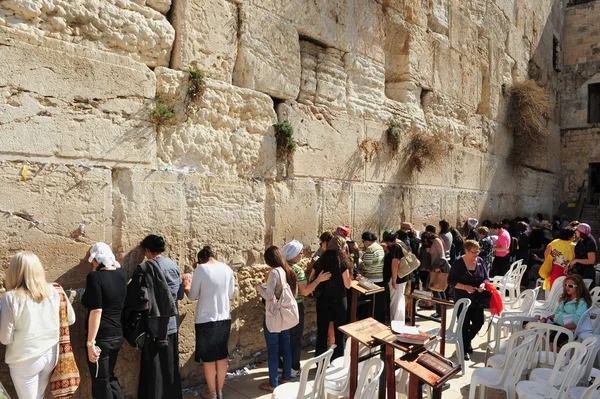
[397,333,431,345]
[357,278,379,291]
[416,352,455,375]
[413,289,433,298]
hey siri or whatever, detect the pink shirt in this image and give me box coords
[495,229,511,257]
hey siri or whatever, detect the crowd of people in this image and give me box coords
[0,212,598,398]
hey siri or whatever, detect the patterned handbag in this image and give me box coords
[50,283,80,399]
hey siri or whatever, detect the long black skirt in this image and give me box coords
[138,332,183,399]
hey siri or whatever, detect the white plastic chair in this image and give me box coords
[591,287,600,304]
[529,340,588,387]
[272,346,334,399]
[516,345,587,399]
[525,322,575,368]
[568,380,600,399]
[486,327,540,369]
[501,288,539,314]
[324,339,378,397]
[445,298,471,375]
[485,315,537,364]
[498,263,528,302]
[355,357,384,399]
[577,304,600,342]
[532,276,567,318]
[468,334,536,399]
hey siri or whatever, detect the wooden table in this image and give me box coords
[339,318,388,399]
[406,292,454,356]
[396,348,461,399]
[372,328,437,399]
[349,280,385,322]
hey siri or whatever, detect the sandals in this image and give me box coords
[258,383,275,392]
[201,392,217,399]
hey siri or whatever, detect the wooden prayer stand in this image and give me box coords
[371,328,437,399]
[406,292,454,356]
[339,318,389,399]
[396,348,461,399]
[349,280,385,322]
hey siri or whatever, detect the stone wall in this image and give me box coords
[0,0,566,397]
[560,0,600,202]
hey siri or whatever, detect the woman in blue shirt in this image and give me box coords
[542,274,592,346]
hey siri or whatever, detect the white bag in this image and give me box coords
[398,246,421,278]
[265,267,299,333]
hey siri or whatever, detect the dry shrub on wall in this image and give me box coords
[405,131,446,173]
[508,80,551,162]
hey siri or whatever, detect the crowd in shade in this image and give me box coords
[0,212,597,399]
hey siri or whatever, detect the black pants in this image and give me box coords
[139,332,183,399]
[460,305,485,350]
[87,335,125,399]
[284,302,304,370]
[490,255,510,277]
[316,296,347,360]
[374,281,387,323]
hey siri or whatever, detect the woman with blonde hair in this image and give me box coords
[0,251,75,399]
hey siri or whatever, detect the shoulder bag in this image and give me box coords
[50,284,80,399]
[428,271,449,292]
[398,246,421,278]
[265,268,299,333]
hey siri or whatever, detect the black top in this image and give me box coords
[448,257,489,301]
[82,268,128,338]
[313,251,349,299]
[516,232,530,261]
[383,243,406,285]
[573,237,597,280]
[529,228,553,250]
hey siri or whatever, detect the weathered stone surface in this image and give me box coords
[345,54,386,119]
[0,0,175,67]
[171,0,238,82]
[0,26,156,166]
[155,67,277,178]
[278,102,365,181]
[428,0,448,35]
[271,180,319,249]
[143,0,172,14]
[233,7,301,100]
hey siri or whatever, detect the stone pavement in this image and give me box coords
[183,310,506,399]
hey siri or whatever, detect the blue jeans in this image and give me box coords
[263,319,291,387]
[433,291,446,314]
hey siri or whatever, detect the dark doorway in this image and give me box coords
[589,163,600,204]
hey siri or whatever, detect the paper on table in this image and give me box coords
[391,321,420,335]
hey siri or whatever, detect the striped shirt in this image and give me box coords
[360,243,385,282]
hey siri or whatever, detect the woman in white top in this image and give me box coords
[183,246,234,399]
[255,246,298,392]
[0,251,75,399]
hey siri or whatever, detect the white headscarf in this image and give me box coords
[467,218,479,229]
[282,240,303,261]
[88,242,121,268]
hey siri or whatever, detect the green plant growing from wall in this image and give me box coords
[273,120,297,157]
[187,66,205,103]
[149,93,174,125]
[386,121,401,154]
[507,80,551,163]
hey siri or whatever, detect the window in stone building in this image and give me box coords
[589,83,600,124]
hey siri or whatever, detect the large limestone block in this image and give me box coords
[480,154,517,194]
[0,0,175,67]
[345,54,386,119]
[453,147,483,190]
[186,177,267,268]
[457,191,482,225]
[171,0,238,82]
[429,0,448,36]
[352,184,384,235]
[321,181,352,235]
[0,27,156,166]
[278,103,365,181]
[112,169,186,270]
[235,264,272,353]
[270,180,319,249]
[233,7,301,100]
[252,0,385,64]
[0,162,112,288]
[407,187,443,227]
[155,68,277,178]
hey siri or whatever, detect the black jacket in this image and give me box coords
[126,259,176,346]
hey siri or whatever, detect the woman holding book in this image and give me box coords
[447,240,489,360]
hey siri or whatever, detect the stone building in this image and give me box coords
[0,0,585,397]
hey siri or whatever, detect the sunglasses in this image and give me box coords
[564,283,578,288]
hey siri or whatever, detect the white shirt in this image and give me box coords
[0,284,75,366]
[187,262,235,324]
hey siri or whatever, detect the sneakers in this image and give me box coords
[290,368,301,378]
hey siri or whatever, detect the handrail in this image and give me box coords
[575,179,588,221]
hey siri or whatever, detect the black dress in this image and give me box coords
[571,237,597,286]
